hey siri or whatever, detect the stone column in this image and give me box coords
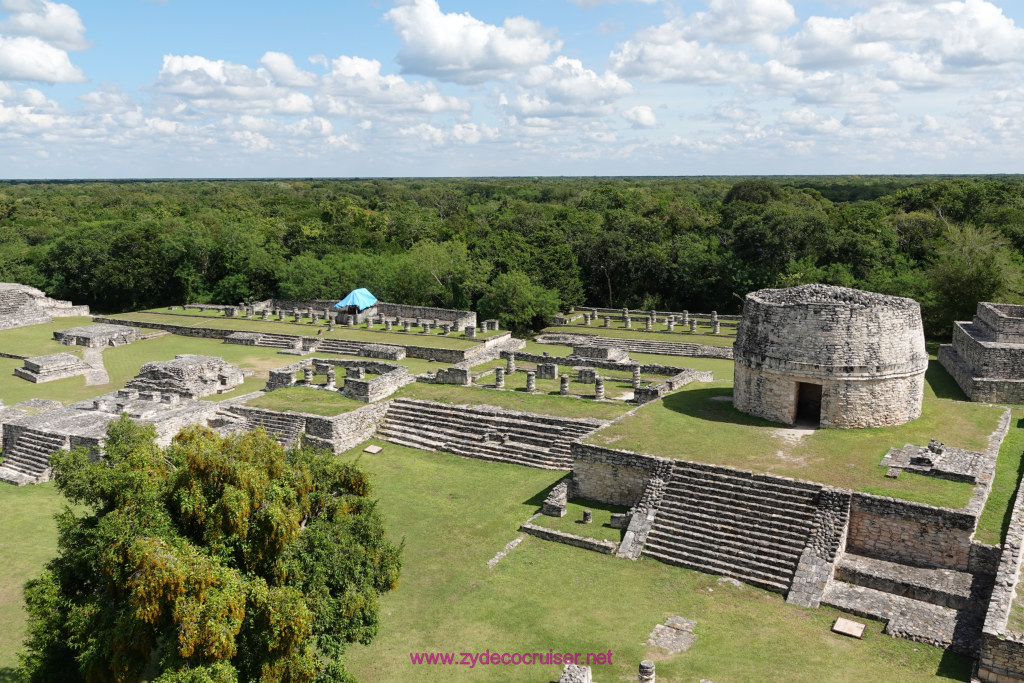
[311,313,319,325]
[583,313,591,325]
[421,322,430,334]
[624,315,632,329]
[303,367,313,385]
[595,376,605,400]
[632,367,642,390]
[326,367,336,391]
[493,320,500,331]
[293,310,301,323]
[622,307,629,321]
[639,660,655,683]
[347,316,356,327]
[506,356,516,374]
[560,374,570,395]
[465,325,476,338]
[604,316,611,327]
[348,366,365,380]
[690,319,698,334]
[276,309,283,320]
[366,318,373,329]
[441,324,451,336]
[713,320,721,334]
[711,310,718,323]
[385,319,393,331]
[582,509,593,523]
[403,321,411,332]
[328,320,335,331]
[495,368,505,389]
[262,310,269,320]
[526,370,536,392]
[667,320,675,332]
[682,310,689,324]
[646,317,653,331]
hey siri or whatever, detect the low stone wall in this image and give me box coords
[508,350,690,377]
[846,493,978,571]
[305,402,390,452]
[92,317,233,340]
[978,441,1024,682]
[536,333,733,359]
[342,367,413,403]
[571,443,672,507]
[519,522,618,554]
[376,302,476,330]
[418,362,472,386]
[634,369,714,405]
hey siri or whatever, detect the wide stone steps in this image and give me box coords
[242,414,304,446]
[821,581,981,655]
[642,546,791,593]
[318,339,365,355]
[258,333,297,349]
[1,430,67,481]
[383,405,581,453]
[378,398,599,470]
[641,462,819,593]
[655,496,813,544]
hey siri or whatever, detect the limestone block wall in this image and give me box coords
[342,367,413,402]
[375,302,476,329]
[304,402,390,452]
[952,322,1024,380]
[976,302,1024,342]
[733,285,927,428]
[845,493,978,571]
[571,443,672,507]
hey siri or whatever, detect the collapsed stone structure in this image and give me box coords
[125,355,244,398]
[14,353,89,383]
[733,284,927,428]
[939,302,1024,404]
[0,283,88,330]
[54,323,141,347]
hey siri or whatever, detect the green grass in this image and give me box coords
[541,322,736,348]
[977,409,1024,546]
[0,483,68,672]
[587,381,999,508]
[245,385,365,416]
[198,375,267,402]
[531,497,627,543]
[114,311,483,349]
[342,441,968,682]
[0,316,94,357]
[630,353,736,381]
[394,382,632,420]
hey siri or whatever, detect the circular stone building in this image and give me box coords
[732,284,927,429]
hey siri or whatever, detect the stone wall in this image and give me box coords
[304,401,390,452]
[92,316,233,340]
[845,492,978,571]
[733,285,927,428]
[375,302,476,329]
[978,439,1024,682]
[536,333,734,360]
[951,322,1024,380]
[976,302,1024,342]
[571,442,672,507]
[342,367,413,403]
[519,522,618,554]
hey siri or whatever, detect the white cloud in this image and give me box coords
[569,0,656,6]
[155,54,313,114]
[0,34,83,81]
[259,51,317,87]
[622,105,657,128]
[318,55,469,115]
[610,35,759,84]
[385,0,561,83]
[0,0,87,51]
[501,56,633,117]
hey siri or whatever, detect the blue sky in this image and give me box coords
[2,0,1024,177]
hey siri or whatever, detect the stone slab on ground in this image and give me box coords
[833,617,866,638]
[363,444,383,454]
[646,616,697,653]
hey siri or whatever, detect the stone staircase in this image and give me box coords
[0,290,51,329]
[318,338,366,356]
[642,461,821,593]
[377,398,603,469]
[822,553,991,654]
[257,333,299,349]
[0,429,68,484]
[230,409,306,447]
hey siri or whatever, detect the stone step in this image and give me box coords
[653,506,811,548]
[660,485,816,520]
[384,410,566,452]
[656,499,813,542]
[641,546,790,593]
[669,461,821,497]
[0,465,38,486]
[834,554,977,611]
[821,581,980,655]
[380,422,570,467]
[389,401,596,432]
[447,441,569,469]
[644,527,799,573]
[385,406,582,443]
[646,518,805,563]
[664,473,819,509]
[376,429,438,452]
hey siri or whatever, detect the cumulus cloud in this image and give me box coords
[385,0,561,83]
[622,105,657,128]
[155,54,313,114]
[500,56,632,117]
[318,55,469,115]
[259,51,317,87]
[0,34,83,81]
[569,0,656,6]
[0,0,88,50]
[610,36,759,84]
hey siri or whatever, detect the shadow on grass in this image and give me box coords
[522,474,572,507]
[0,667,23,683]
[926,359,967,401]
[934,648,971,680]
[996,424,1024,544]
[661,387,781,428]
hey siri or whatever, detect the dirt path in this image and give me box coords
[81,348,109,385]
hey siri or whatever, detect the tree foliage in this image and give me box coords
[20,416,401,683]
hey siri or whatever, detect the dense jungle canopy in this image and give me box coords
[1,176,1022,336]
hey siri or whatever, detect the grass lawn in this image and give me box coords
[245,385,365,416]
[115,311,485,349]
[541,322,736,349]
[0,483,67,674]
[587,377,1002,508]
[531,497,627,543]
[0,316,94,357]
[630,353,736,381]
[394,382,632,421]
[342,441,968,682]
[977,408,1024,547]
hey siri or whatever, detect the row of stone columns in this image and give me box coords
[584,313,722,333]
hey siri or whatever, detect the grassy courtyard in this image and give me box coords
[244,385,366,416]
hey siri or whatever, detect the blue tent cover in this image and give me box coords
[333,288,378,311]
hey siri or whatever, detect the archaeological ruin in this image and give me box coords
[0,283,89,330]
[53,323,141,347]
[940,301,1024,404]
[732,284,928,428]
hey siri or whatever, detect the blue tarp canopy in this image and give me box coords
[333,288,378,311]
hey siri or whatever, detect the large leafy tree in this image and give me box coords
[20,417,401,683]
